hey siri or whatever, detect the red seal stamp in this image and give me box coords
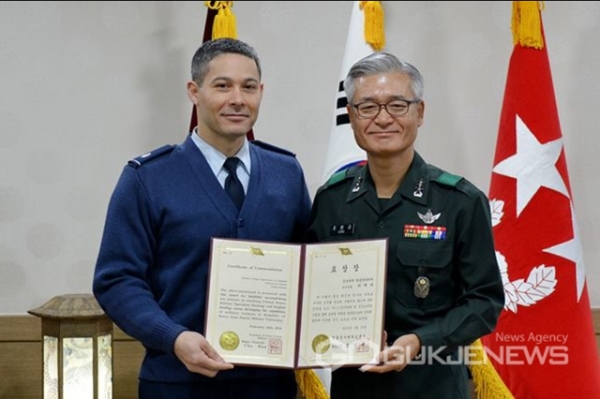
[354,337,370,353]
[268,338,283,354]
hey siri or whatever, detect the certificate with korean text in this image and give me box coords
[204,237,388,369]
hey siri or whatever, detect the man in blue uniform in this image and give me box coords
[306,52,504,398]
[93,38,311,399]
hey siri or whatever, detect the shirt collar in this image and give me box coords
[191,129,251,176]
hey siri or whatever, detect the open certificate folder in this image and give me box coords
[204,237,388,369]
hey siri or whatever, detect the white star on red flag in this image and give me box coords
[543,200,586,300]
[493,115,569,216]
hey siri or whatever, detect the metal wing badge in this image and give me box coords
[417,209,441,224]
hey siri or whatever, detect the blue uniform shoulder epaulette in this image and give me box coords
[127,144,175,168]
[251,140,296,157]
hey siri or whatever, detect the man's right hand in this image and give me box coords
[174,331,235,377]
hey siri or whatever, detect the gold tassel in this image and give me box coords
[511,1,544,49]
[205,1,237,39]
[295,369,330,399]
[468,339,514,399]
[360,1,385,51]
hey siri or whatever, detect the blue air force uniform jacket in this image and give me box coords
[93,136,311,383]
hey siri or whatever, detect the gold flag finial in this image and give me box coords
[359,1,385,51]
[205,1,237,39]
[511,1,544,49]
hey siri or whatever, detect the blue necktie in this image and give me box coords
[223,157,245,211]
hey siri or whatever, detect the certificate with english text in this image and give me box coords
[204,237,388,369]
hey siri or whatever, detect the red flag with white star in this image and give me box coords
[480,3,600,398]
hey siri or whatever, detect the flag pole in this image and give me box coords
[188,4,217,134]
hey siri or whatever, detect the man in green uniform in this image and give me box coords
[306,52,504,398]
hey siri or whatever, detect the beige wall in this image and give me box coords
[1,2,599,312]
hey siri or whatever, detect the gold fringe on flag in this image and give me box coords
[205,1,237,39]
[511,1,544,49]
[295,369,330,399]
[359,1,385,51]
[468,339,514,399]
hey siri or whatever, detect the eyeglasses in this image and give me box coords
[352,99,421,119]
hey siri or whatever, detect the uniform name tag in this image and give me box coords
[404,225,446,240]
[330,223,356,236]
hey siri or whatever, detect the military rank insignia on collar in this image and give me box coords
[352,176,363,193]
[404,225,446,240]
[330,223,356,236]
[413,178,424,197]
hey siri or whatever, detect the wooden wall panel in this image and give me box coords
[113,340,145,398]
[0,315,39,341]
[0,342,41,399]
[0,315,143,399]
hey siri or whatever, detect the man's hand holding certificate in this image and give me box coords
[204,238,388,369]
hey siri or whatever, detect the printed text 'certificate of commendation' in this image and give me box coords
[205,239,301,368]
[205,238,387,368]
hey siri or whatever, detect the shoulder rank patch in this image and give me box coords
[251,140,296,157]
[436,172,463,187]
[327,165,361,187]
[128,144,175,168]
[316,167,359,196]
[327,169,348,186]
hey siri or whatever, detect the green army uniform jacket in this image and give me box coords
[306,152,504,395]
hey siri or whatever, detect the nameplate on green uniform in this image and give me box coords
[330,223,355,236]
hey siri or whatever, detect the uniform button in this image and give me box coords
[378,222,385,229]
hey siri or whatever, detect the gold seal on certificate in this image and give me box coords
[219,331,240,351]
[311,334,331,354]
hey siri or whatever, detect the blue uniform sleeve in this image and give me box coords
[93,166,186,355]
[294,164,313,243]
